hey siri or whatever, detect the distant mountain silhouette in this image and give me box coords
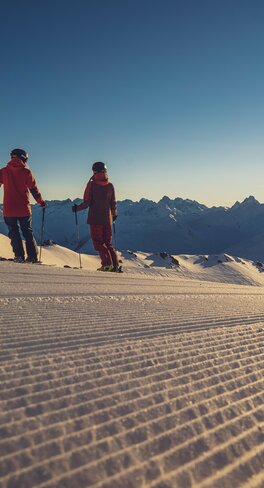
[1,195,264,260]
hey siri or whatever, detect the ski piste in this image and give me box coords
[0,257,124,272]
[0,257,56,267]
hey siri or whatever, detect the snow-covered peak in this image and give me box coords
[242,195,260,205]
[158,196,207,214]
[231,195,260,210]
[159,195,174,205]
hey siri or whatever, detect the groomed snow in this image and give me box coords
[0,233,264,487]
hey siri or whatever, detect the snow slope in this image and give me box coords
[2,232,264,286]
[0,232,99,270]
[0,236,264,487]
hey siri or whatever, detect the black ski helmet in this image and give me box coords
[92,161,107,173]
[10,148,28,162]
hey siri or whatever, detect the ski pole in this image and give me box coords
[113,221,117,249]
[74,210,82,269]
[39,207,45,263]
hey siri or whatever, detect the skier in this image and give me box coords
[72,161,120,271]
[0,148,46,263]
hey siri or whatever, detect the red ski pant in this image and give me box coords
[90,224,118,267]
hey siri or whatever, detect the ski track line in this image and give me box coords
[0,368,263,451]
[0,364,263,445]
[149,445,264,488]
[1,296,264,357]
[0,340,262,486]
[0,325,262,377]
[194,446,264,488]
[0,267,264,487]
[0,319,263,359]
[23,422,264,488]
[0,374,262,457]
[0,320,263,361]
[2,310,264,343]
[1,333,263,395]
[0,381,263,477]
[239,470,264,488]
[0,343,263,418]
[2,306,263,334]
[1,401,263,487]
[0,324,262,374]
[0,347,263,414]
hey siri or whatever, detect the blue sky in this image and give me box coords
[1,0,264,206]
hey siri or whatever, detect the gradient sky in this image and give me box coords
[1,0,264,206]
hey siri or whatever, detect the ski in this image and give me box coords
[0,257,57,267]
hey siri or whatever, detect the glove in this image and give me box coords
[40,200,47,208]
[72,204,78,213]
[113,215,118,222]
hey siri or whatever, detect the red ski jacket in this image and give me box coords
[76,172,117,226]
[0,158,44,217]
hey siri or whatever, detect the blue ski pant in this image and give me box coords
[4,216,38,260]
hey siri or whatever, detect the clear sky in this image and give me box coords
[1,0,264,206]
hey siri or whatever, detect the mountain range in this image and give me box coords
[1,195,264,260]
